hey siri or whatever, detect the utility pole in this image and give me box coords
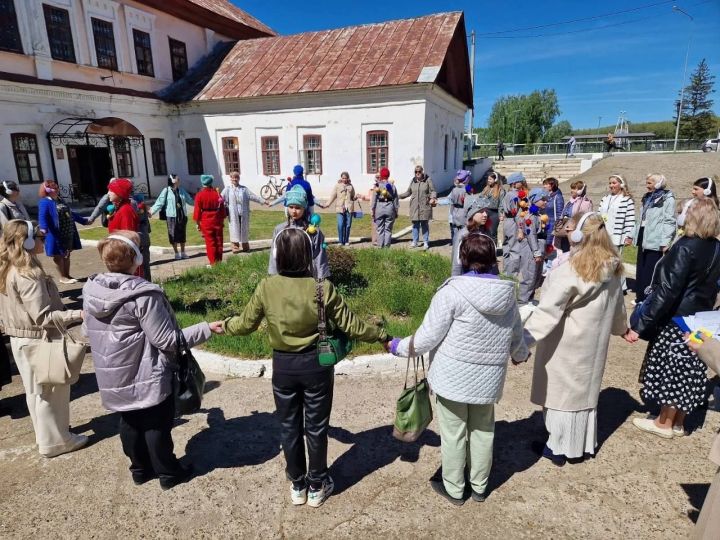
[468,30,475,139]
[672,5,693,152]
[597,116,602,134]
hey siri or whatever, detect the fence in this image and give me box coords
[473,139,706,158]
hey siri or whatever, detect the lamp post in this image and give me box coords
[512,110,520,146]
[672,5,693,152]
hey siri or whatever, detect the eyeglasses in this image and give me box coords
[414,170,423,174]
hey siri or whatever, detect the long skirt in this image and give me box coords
[166,216,187,245]
[544,407,597,459]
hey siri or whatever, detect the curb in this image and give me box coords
[193,349,407,378]
[81,225,414,254]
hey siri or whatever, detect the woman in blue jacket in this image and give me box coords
[37,180,87,284]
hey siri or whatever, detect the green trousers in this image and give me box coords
[436,395,495,499]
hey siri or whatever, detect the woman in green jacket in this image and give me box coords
[211,228,390,508]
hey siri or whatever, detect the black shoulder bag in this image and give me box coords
[173,329,206,416]
[159,188,170,221]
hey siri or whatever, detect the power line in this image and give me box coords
[477,14,662,39]
[477,0,674,36]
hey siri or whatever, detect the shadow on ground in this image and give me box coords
[184,407,281,476]
[329,425,440,495]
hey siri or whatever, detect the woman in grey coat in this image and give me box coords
[83,231,215,489]
[372,167,399,248]
[399,165,437,250]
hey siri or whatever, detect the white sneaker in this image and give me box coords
[307,477,334,508]
[41,433,89,458]
[181,252,189,259]
[632,417,673,439]
[423,243,429,251]
[58,277,78,284]
[290,484,307,505]
[409,242,417,248]
[672,425,687,437]
[174,253,182,260]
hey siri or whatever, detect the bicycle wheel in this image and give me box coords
[278,183,286,196]
[260,185,273,200]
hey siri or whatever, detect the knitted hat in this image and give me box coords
[528,188,549,202]
[284,185,308,208]
[379,167,390,180]
[466,196,491,221]
[108,178,133,200]
[200,174,214,187]
[507,172,526,185]
[293,164,304,177]
[456,170,471,183]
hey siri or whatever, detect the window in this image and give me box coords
[443,134,449,170]
[261,136,280,176]
[132,29,154,77]
[453,135,458,169]
[114,138,133,177]
[11,134,43,183]
[150,138,167,176]
[222,137,240,174]
[43,5,75,63]
[91,17,117,70]
[366,130,388,174]
[302,135,322,175]
[186,138,203,175]
[169,38,188,82]
[0,0,23,54]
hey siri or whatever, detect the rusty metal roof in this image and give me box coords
[193,12,471,107]
[186,0,275,36]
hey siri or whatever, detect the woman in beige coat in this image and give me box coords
[688,335,720,539]
[0,220,87,457]
[317,172,359,246]
[525,212,628,466]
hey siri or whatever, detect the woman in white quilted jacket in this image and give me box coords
[390,233,529,506]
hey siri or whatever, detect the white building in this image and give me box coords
[0,1,472,205]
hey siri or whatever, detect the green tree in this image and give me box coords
[486,90,560,146]
[543,120,573,142]
[675,58,716,139]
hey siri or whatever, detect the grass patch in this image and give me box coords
[80,210,410,247]
[161,248,450,359]
[621,245,637,265]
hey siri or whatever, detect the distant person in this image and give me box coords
[496,140,505,161]
[604,133,621,153]
[222,171,268,253]
[567,134,577,157]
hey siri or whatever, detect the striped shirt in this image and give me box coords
[599,194,635,246]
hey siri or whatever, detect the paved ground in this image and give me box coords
[1,152,717,538]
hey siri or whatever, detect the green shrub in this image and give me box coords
[327,246,357,285]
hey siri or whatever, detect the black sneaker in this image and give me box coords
[430,479,464,506]
[470,489,487,502]
[159,465,195,491]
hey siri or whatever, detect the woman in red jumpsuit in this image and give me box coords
[194,174,226,266]
[106,178,142,276]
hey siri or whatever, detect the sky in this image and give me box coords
[235,0,720,130]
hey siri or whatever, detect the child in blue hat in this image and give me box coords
[268,185,329,278]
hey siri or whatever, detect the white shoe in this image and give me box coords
[58,277,78,284]
[41,433,89,458]
[423,243,429,251]
[205,264,212,269]
[672,425,687,437]
[181,252,189,259]
[409,242,417,248]
[307,477,334,508]
[632,417,673,439]
[174,253,182,260]
[290,483,307,505]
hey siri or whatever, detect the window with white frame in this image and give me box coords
[11,134,43,183]
[91,17,117,70]
[43,4,76,63]
[366,131,388,174]
[301,135,322,174]
[0,0,23,54]
[261,136,280,176]
[132,29,153,76]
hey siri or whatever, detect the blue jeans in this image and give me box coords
[412,220,429,245]
[336,212,353,245]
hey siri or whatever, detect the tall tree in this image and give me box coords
[486,90,560,146]
[674,58,716,139]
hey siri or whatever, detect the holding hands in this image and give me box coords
[209,321,225,334]
[623,328,639,343]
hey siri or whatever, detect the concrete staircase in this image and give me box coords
[492,157,584,184]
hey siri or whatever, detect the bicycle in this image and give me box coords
[260,175,288,200]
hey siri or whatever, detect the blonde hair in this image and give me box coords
[0,220,45,294]
[608,175,632,198]
[97,230,141,273]
[570,213,623,282]
[647,173,667,189]
[684,198,720,239]
[481,172,502,200]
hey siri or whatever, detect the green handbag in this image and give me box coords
[392,337,433,442]
[316,279,353,367]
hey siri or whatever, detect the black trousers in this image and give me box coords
[119,395,184,481]
[272,355,334,488]
[635,228,664,302]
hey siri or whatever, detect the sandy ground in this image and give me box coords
[1,152,717,538]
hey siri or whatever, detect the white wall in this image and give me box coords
[423,88,467,194]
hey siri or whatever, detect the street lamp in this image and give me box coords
[672,5,693,152]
